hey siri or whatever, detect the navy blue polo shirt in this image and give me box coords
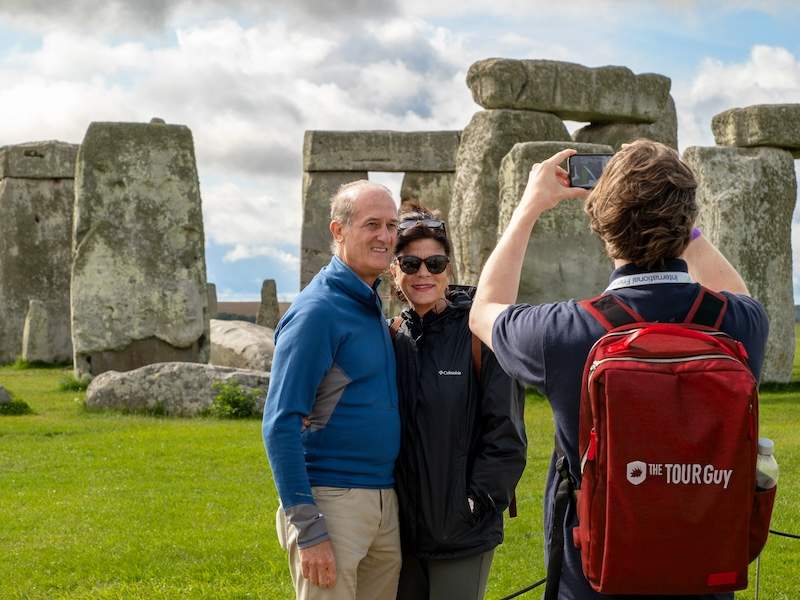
[492,258,768,600]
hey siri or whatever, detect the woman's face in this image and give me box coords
[392,237,450,316]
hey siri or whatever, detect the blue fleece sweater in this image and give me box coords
[263,256,399,544]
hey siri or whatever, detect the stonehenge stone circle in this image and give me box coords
[683,146,796,382]
[498,142,615,304]
[712,104,800,158]
[400,172,454,221]
[450,109,570,284]
[85,362,269,417]
[0,140,77,364]
[207,283,218,319]
[257,279,280,329]
[210,319,275,371]
[303,130,460,172]
[573,96,678,151]
[72,121,209,378]
[466,59,671,123]
[21,300,53,364]
[301,171,367,288]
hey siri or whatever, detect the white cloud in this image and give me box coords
[675,45,800,150]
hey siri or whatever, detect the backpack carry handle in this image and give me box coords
[606,324,741,359]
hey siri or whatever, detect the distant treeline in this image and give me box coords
[215,312,257,324]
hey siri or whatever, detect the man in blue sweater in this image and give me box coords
[263,180,401,600]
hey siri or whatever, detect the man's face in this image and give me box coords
[334,188,398,284]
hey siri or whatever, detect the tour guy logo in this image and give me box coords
[626,460,733,489]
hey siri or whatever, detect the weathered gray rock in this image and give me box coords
[304,130,460,172]
[0,163,75,364]
[498,142,615,304]
[71,121,209,378]
[21,300,52,363]
[683,146,796,382]
[210,319,274,371]
[0,385,10,405]
[257,279,280,329]
[207,283,218,319]
[466,59,670,123]
[450,110,570,284]
[85,362,269,417]
[573,96,678,151]
[0,140,79,179]
[712,104,800,157]
[301,171,367,288]
[400,172,454,223]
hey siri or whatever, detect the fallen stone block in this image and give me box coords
[498,141,614,304]
[210,319,274,371]
[450,109,570,284]
[467,58,670,123]
[573,96,678,151]
[85,362,269,417]
[683,145,796,382]
[71,121,209,377]
[712,104,800,157]
[304,130,460,172]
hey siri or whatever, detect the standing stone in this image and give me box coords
[498,142,614,304]
[72,121,209,378]
[466,59,671,123]
[712,104,800,158]
[573,96,678,151]
[257,279,280,329]
[303,130,460,172]
[21,299,52,363]
[207,283,218,319]
[683,146,796,382]
[400,172,454,222]
[0,141,77,364]
[450,110,570,285]
[301,171,367,289]
[0,384,10,405]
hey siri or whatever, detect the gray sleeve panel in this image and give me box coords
[284,503,330,548]
[305,363,351,431]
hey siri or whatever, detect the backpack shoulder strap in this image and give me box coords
[578,294,645,331]
[389,316,403,339]
[684,286,728,329]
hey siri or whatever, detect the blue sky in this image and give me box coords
[0,0,798,301]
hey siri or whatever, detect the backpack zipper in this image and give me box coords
[588,354,739,387]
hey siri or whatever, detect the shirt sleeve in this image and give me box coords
[491,303,558,393]
[262,302,338,547]
[721,292,770,380]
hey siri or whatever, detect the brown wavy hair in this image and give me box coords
[585,139,698,269]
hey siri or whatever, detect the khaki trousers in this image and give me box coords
[276,487,401,600]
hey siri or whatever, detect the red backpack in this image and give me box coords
[545,288,776,598]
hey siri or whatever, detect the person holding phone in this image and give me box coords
[389,206,527,600]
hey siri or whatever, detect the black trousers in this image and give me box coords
[396,549,495,600]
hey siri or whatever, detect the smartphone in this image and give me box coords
[568,154,613,189]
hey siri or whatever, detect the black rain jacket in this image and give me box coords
[392,286,527,559]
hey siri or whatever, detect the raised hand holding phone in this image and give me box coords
[514,149,591,224]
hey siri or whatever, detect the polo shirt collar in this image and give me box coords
[608,258,689,285]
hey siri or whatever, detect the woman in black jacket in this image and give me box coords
[389,207,528,600]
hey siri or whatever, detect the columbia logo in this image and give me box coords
[438,370,462,376]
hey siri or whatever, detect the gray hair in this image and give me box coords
[329,180,393,253]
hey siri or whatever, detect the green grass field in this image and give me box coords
[1,348,799,599]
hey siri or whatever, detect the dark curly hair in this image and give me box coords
[393,203,451,257]
[585,139,698,270]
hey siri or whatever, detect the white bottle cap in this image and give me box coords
[758,437,774,455]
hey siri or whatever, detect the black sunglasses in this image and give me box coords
[396,254,450,275]
[397,218,446,232]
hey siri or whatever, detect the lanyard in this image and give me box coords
[605,271,693,292]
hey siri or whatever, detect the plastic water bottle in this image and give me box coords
[756,438,779,490]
